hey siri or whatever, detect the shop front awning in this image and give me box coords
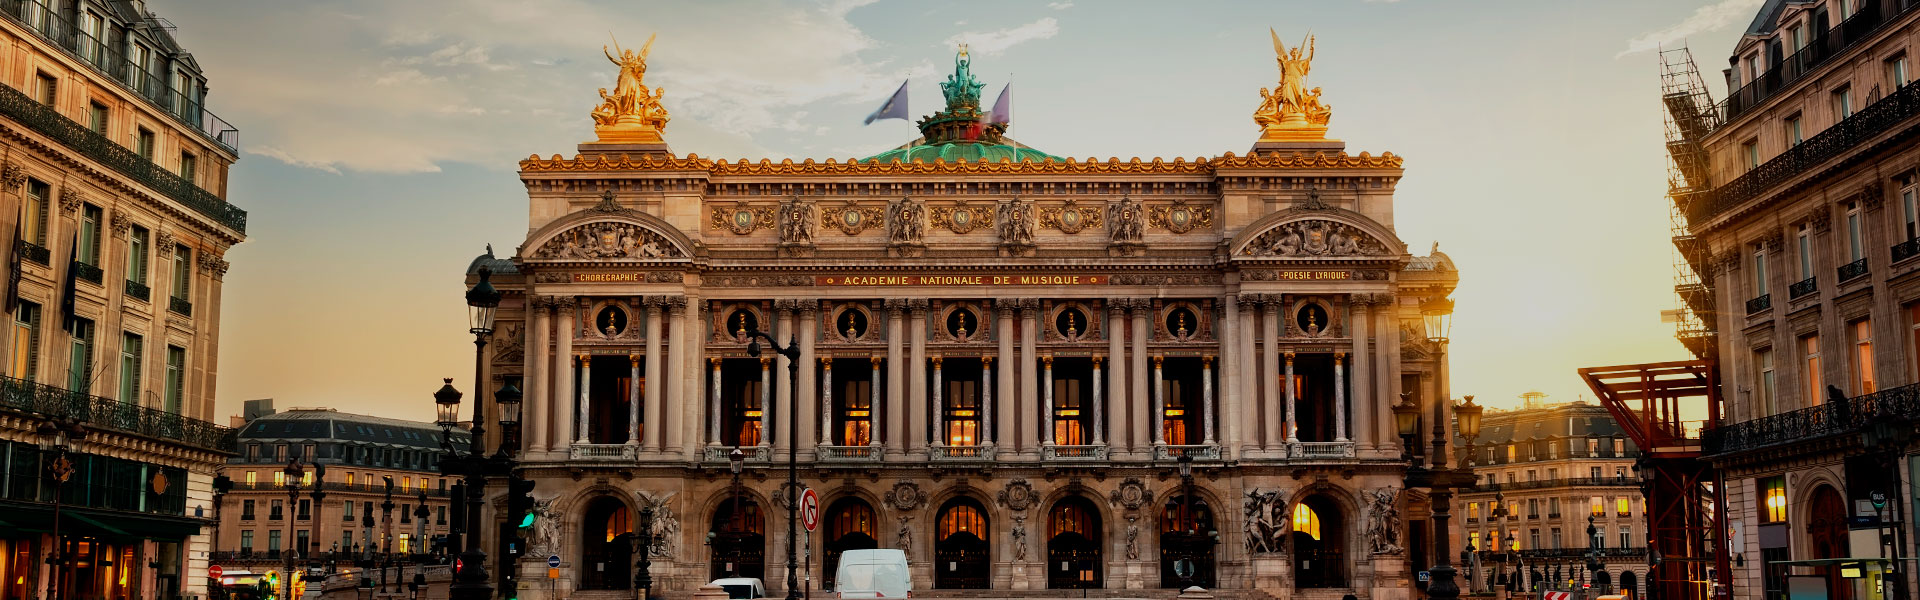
[0,500,205,541]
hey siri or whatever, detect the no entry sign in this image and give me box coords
[208,565,223,579]
[800,488,820,532]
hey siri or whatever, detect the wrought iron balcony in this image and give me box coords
[1152,444,1222,460]
[1703,381,1920,455]
[1838,257,1870,282]
[1470,477,1638,493]
[1041,444,1108,461]
[568,443,636,461]
[124,279,149,302]
[0,64,245,233]
[15,239,46,265]
[1899,239,1920,263]
[928,444,996,461]
[817,445,880,462]
[1288,441,1355,459]
[1695,47,1920,227]
[169,295,192,317]
[1722,1,1917,123]
[1789,276,1817,299]
[1746,294,1771,314]
[0,374,233,452]
[701,445,771,463]
[71,261,101,285]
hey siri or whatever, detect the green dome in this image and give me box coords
[864,142,1062,164]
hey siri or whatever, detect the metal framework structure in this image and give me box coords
[1579,360,1729,600]
[1661,46,1721,360]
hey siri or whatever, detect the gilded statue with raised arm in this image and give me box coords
[1253,27,1333,141]
[592,33,670,142]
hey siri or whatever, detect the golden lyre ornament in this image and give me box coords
[592,33,670,144]
[1254,28,1333,142]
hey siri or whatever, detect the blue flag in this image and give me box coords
[864,80,909,125]
[986,83,1011,126]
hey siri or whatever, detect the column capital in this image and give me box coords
[1152,355,1163,368]
[1284,350,1296,361]
[907,298,931,312]
[1091,355,1103,367]
[1236,294,1260,310]
[982,355,995,367]
[870,355,884,366]
[555,296,579,309]
[821,356,834,369]
[577,353,590,366]
[1129,298,1154,316]
[761,355,772,368]
[774,298,800,312]
[1202,355,1214,366]
[1334,351,1345,364]
[709,356,722,366]
[1261,294,1287,309]
[1018,298,1042,313]
[629,353,641,365]
[884,298,908,315]
[930,356,943,368]
[798,301,820,317]
[665,296,688,310]
[1106,297,1131,310]
[1042,355,1054,367]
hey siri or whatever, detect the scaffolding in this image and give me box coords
[1661,46,1722,360]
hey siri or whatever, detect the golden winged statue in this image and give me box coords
[591,33,670,143]
[1254,27,1332,141]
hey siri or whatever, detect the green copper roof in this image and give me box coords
[862,46,1061,164]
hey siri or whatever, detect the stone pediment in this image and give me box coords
[1229,208,1403,260]
[521,194,695,262]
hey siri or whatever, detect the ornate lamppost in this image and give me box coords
[636,505,655,600]
[1394,300,1479,600]
[1492,488,1508,589]
[36,419,85,600]
[282,459,305,600]
[436,264,511,600]
[743,325,803,600]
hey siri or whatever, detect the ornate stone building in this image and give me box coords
[0,1,245,600]
[468,37,1459,599]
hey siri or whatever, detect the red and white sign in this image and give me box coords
[208,565,224,579]
[800,488,820,532]
[1545,592,1572,600]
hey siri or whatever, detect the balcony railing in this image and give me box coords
[1470,477,1639,493]
[1723,0,1919,123]
[124,279,148,302]
[1153,444,1222,460]
[702,446,771,463]
[169,295,192,317]
[0,64,245,233]
[15,240,47,265]
[1042,444,1108,461]
[928,445,996,461]
[1898,239,1920,263]
[1838,257,1870,281]
[71,261,100,285]
[1746,294,1772,314]
[817,445,880,462]
[568,443,636,461]
[0,0,240,153]
[1704,381,1920,455]
[1789,276,1817,299]
[1288,441,1355,460]
[0,374,233,452]
[1694,58,1920,227]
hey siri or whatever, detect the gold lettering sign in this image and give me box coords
[817,275,1109,287]
[1276,270,1351,280]
[573,272,642,283]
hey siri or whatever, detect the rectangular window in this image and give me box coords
[1617,496,1632,517]
[179,152,196,183]
[79,204,101,265]
[272,471,284,487]
[117,332,140,404]
[1754,246,1769,298]
[1787,114,1804,147]
[34,72,54,106]
[1892,53,1911,89]
[1744,139,1761,171]
[136,128,154,161]
[1755,346,1778,417]
[1847,202,1863,261]
[1761,476,1788,523]
[164,345,184,414]
[10,301,39,381]
[1591,496,1604,517]
[1468,502,1480,520]
[267,530,281,552]
[66,317,93,393]
[1591,465,1603,479]
[245,471,255,486]
[88,102,107,135]
[77,11,101,63]
[1834,85,1855,120]
[1621,526,1633,549]
[1905,186,1920,240]
[1797,224,1812,278]
[1791,24,1806,52]
[129,43,151,92]
[295,530,309,556]
[1595,525,1608,549]
[1852,319,1875,394]
[269,498,283,519]
[297,499,311,520]
[1551,527,1563,549]
[1748,54,1763,82]
[1842,0,1856,20]
[240,530,254,550]
[344,500,355,522]
[1531,529,1542,550]
[1549,497,1560,516]
[22,179,47,246]
[241,499,256,519]
[128,226,148,285]
[172,246,192,300]
[1804,333,1823,405]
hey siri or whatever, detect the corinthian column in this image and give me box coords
[628,354,641,445]
[1090,356,1104,446]
[775,301,794,453]
[1202,355,1216,445]
[576,354,591,444]
[1374,294,1400,449]
[760,356,772,448]
[1152,355,1165,447]
[664,297,687,452]
[885,300,906,455]
[643,297,664,451]
[908,300,929,453]
[1284,351,1298,443]
[1019,300,1040,453]
[709,357,723,446]
[1236,295,1259,457]
[981,356,996,447]
[1334,352,1348,442]
[1042,355,1055,445]
[1129,301,1150,452]
[527,297,551,453]
[1261,298,1281,451]
[995,304,1015,451]
[869,355,883,452]
[1350,296,1373,451]
[798,304,819,455]
[555,298,577,448]
[1218,298,1239,456]
[819,357,835,447]
[1105,299,1128,452]
[931,356,945,447]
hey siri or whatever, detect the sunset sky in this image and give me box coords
[157,0,1760,422]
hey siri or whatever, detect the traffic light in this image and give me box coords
[262,570,279,595]
[505,475,537,597]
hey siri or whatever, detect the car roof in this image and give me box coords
[712,578,763,585]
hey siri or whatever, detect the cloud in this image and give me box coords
[945,17,1060,56]
[1047,1,1073,9]
[1618,0,1764,57]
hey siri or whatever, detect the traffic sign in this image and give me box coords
[547,555,562,569]
[800,488,821,532]
[1873,490,1888,508]
[208,565,223,579]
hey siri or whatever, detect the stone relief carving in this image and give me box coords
[526,498,560,557]
[1010,515,1028,561]
[155,230,176,254]
[531,221,682,259]
[706,275,812,287]
[637,491,679,558]
[1243,489,1289,554]
[493,322,525,363]
[896,515,914,559]
[779,196,817,245]
[1243,219,1389,257]
[59,187,84,214]
[823,200,884,236]
[886,196,925,245]
[534,272,571,283]
[930,200,991,235]
[1039,198,1102,234]
[997,478,1036,511]
[1366,486,1404,555]
[711,202,775,235]
[996,198,1036,253]
[0,161,25,190]
[1106,196,1145,243]
[885,481,925,512]
[109,210,130,235]
[1107,274,1221,286]
[1125,515,1141,560]
[1147,199,1214,234]
[1108,478,1149,511]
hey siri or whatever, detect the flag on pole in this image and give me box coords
[986,83,1011,126]
[863,80,910,125]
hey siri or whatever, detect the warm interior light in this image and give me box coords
[744,411,763,418]
[1059,410,1080,416]
[849,411,869,417]
[1292,503,1321,540]
[951,410,976,417]
[1164,409,1185,416]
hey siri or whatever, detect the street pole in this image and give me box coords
[744,326,802,600]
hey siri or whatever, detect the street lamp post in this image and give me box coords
[1492,489,1508,589]
[381,477,396,594]
[1860,402,1912,600]
[436,265,508,600]
[1395,297,1478,600]
[283,459,305,600]
[635,505,655,600]
[743,326,803,600]
[36,419,85,600]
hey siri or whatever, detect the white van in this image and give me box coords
[834,549,911,599]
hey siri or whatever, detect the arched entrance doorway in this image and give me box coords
[934,498,990,589]
[1047,496,1103,589]
[1620,570,1638,598]
[823,498,878,591]
[1159,494,1216,588]
[1808,485,1852,600]
[1291,495,1346,588]
[580,497,633,590]
[710,495,766,581]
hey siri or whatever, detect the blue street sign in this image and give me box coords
[548,555,562,568]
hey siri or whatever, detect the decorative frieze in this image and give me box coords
[1039,198,1103,234]
[823,200,884,236]
[711,201,775,235]
[930,200,992,234]
[1146,199,1214,234]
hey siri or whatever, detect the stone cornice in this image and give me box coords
[519,150,1403,176]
